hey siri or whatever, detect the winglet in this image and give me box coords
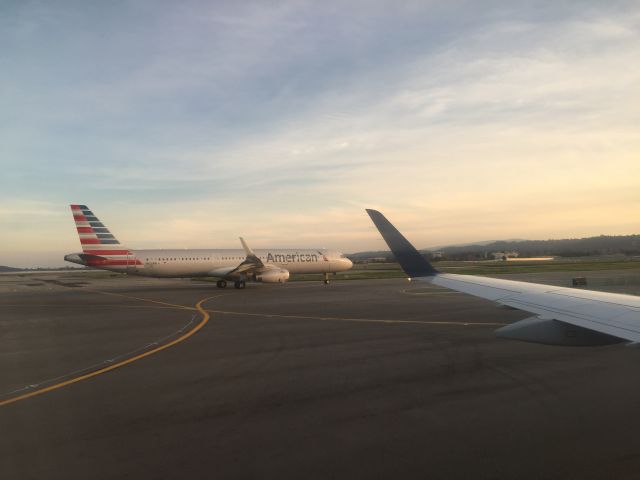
[239,237,254,257]
[234,237,264,271]
[366,209,438,278]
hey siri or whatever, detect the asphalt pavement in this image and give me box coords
[1,273,640,479]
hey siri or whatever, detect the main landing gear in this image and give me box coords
[216,279,246,289]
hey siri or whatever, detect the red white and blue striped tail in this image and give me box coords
[70,204,140,267]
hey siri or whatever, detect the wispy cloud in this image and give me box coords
[1,1,638,266]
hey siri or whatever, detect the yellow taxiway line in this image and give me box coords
[85,289,198,311]
[0,296,215,408]
[0,288,503,408]
[205,308,507,327]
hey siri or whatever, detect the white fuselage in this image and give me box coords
[86,248,352,278]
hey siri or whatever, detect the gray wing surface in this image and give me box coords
[429,273,640,343]
[366,209,640,345]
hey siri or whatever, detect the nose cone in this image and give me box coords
[341,257,353,270]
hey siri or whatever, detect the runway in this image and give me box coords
[1,273,640,479]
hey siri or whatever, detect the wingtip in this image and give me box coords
[239,237,254,256]
[365,208,439,277]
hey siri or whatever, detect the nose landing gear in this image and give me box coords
[217,279,246,289]
[323,273,330,285]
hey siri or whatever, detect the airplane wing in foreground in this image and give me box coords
[366,209,640,346]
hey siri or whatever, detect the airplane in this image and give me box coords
[64,205,353,289]
[366,209,640,346]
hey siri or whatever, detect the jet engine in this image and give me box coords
[254,268,290,283]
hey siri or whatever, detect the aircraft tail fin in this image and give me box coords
[366,209,438,278]
[70,204,130,256]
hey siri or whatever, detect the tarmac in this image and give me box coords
[1,271,640,479]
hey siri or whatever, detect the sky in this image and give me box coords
[1,0,639,267]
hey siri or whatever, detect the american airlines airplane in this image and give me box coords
[64,205,353,289]
[367,209,640,346]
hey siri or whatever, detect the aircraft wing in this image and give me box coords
[208,237,264,279]
[366,209,640,346]
[211,238,290,282]
[431,273,640,343]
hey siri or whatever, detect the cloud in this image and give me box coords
[1,1,638,266]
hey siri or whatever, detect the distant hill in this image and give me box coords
[439,235,640,259]
[428,238,527,250]
[0,265,23,272]
[0,265,84,272]
[349,234,640,261]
